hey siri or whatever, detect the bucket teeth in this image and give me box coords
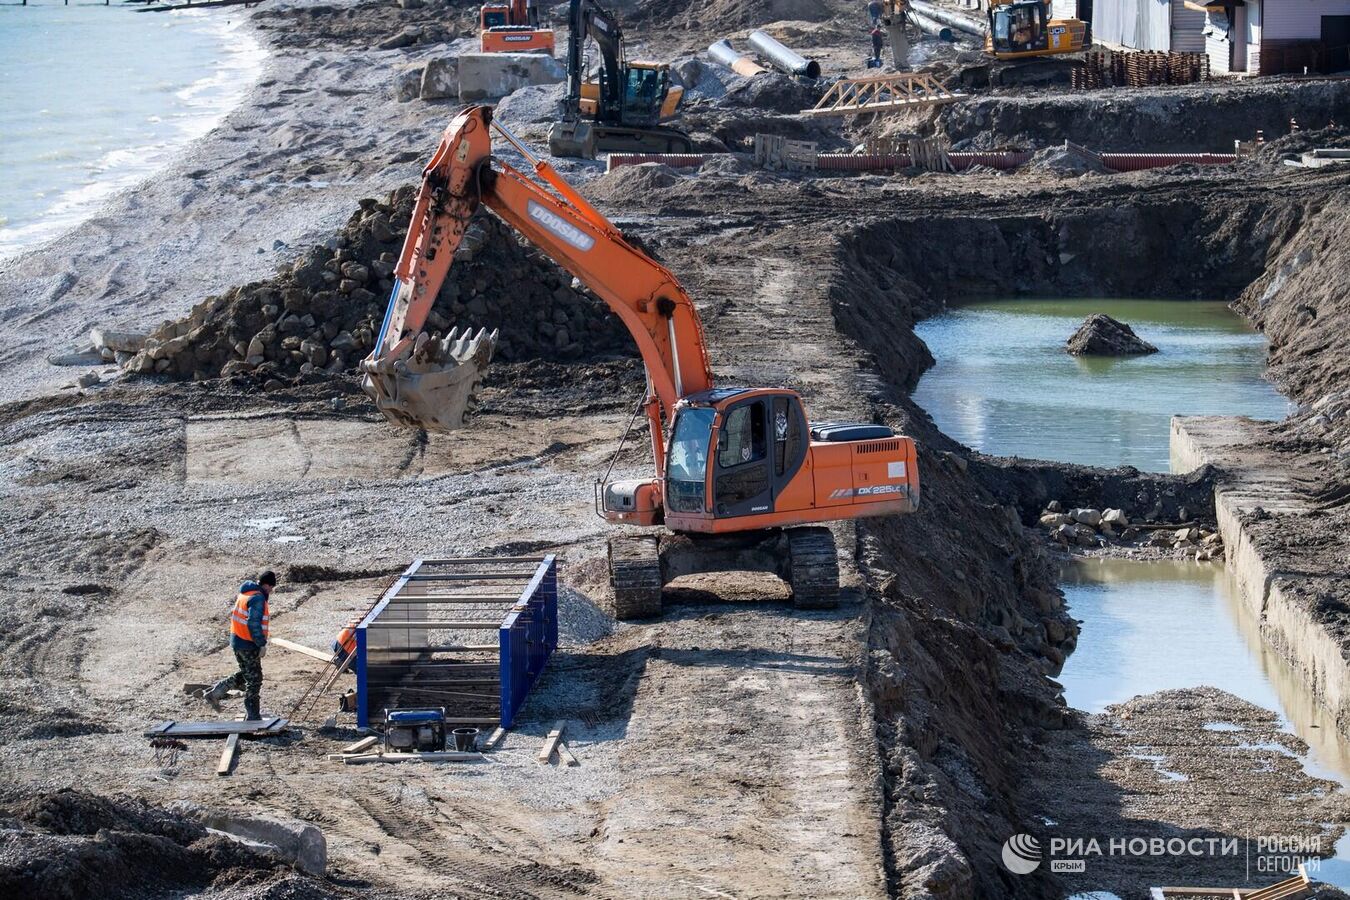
[360,326,499,432]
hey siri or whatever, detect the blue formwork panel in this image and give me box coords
[499,556,558,729]
[355,556,557,730]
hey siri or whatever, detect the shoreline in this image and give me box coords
[0,8,267,261]
[0,0,466,405]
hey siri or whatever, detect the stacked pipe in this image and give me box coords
[747,30,822,79]
[706,39,767,78]
[907,11,956,42]
[907,0,987,37]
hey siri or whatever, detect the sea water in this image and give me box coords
[0,3,264,259]
[912,299,1293,471]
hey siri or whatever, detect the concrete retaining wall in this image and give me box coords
[1171,415,1350,734]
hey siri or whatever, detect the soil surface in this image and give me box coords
[2,1,1350,899]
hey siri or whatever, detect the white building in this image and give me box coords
[1061,0,1350,70]
[1054,0,1206,51]
[1198,0,1350,74]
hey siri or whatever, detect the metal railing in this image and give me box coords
[354,556,558,729]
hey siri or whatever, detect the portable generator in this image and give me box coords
[383,708,446,752]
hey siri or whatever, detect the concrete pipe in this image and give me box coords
[747,30,822,79]
[908,0,987,37]
[907,11,956,42]
[706,39,767,77]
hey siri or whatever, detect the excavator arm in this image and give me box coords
[361,106,713,472]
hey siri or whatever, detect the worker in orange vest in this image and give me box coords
[203,570,275,720]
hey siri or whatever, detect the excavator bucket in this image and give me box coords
[360,327,499,433]
[547,119,597,159]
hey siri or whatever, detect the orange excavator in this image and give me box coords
[479,0,554,54]
[359,106,920,619]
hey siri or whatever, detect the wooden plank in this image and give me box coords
[557,741,580,767]
[144,717,285,738]
[341,735,379,755]
[537,719,566,764]
[482,726,507,750]
[342,751,482,765]
[270,637,332,663]
[216,733,240,776]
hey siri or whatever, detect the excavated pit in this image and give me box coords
[820,172,1350,895]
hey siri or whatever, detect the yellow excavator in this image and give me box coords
[908,0,1088,85]
[986,0,1088,58]
[547,0,691,159]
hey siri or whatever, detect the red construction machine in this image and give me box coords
[360,106,920,619]
[479,0,555,53]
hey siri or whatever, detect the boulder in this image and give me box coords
[1065,314,1158,356]
[377,28,423,51]
[196,811,326,875]
[1102,508,1129,527]
[1070,508,1102,527]
[457,52,565,102]
[1039,513,1072,528]
[420,58,459,101]
[90,328,147,354]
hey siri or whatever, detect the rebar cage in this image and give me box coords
[354,556,558,729]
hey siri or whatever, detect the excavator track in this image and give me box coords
[786,527,840,609]
[609,535,663,621]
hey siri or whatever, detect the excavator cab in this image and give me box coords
[986,0,1087,58]
[480,0,555,52]
[601,388,918,533]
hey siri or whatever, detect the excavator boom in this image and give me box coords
[361,106,710,459]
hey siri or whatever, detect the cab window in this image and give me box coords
[719,402,766,468]
[482,9,507,27]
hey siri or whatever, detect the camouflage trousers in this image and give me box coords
[217,643,264,718]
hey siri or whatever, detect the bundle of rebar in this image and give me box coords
[1072,51,1210,89]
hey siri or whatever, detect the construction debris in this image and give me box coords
[338,750,485,765]
[269,637,332,663]
[753,134,818,172]
[216,733,240,776]
[144,718,287,738]
[538,719,567,764]
[340,735,380,755]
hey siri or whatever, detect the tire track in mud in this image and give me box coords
[350,791,599,898]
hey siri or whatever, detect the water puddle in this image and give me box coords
[913,299,1291,471]
[1059,558,1350,885]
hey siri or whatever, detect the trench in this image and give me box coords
[829,187,1347,896]
[914,293,1350,885]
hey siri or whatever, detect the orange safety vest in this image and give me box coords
[230,590,270,643]
[334,618,360,659]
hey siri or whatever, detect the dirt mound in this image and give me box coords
[585,163,684,203]
[123,189,635,386]
[0,790,343,900]
[1065,314,1158,356]
[1027,144,1104,177]
[1257,123,1350,162]
[629,0,830,30]
[719,72,822,114]
[252,1,474,51]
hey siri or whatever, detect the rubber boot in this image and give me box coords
[203,680,230,712]
[244,697,262,721]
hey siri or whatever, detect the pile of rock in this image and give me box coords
[1038,500,1224,560]
[1065,314,1158,356]
[1039,503,1130,548]
[121,188,633,384]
